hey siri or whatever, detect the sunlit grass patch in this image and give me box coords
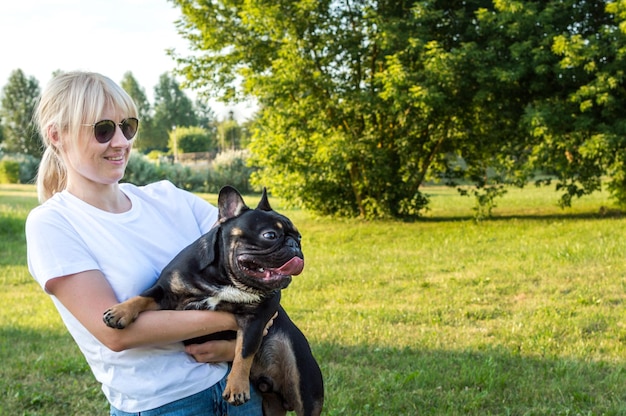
[1,183,625,415]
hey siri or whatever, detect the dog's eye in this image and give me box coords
[263,231,278,240]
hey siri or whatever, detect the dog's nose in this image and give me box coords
[285,236,300,250]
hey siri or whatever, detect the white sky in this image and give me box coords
[0,0,255,120]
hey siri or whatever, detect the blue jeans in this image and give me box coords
[109,371,263,416]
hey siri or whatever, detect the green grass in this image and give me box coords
[1,183,625,415]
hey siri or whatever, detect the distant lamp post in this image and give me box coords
[172,125,178,163]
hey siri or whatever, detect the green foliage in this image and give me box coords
[121,71,150,117]
[172,0,438,218]
[169,125,216,154]
[0,69,41,157]
[123,152,163,185]
[170,0,626,219]
[216,117,242,152]
[151,73,198,151]
[121,72,157,154]
[457,185,508,221]
[8,153,39,184]
[123,150,254,193]
[208,149,254,193]
[0,153,38,184]
[0,160,19,184]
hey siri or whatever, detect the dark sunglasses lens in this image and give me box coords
[93,120,116,143]
[121,118,139,140]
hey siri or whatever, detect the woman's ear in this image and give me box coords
[47,124,61,147]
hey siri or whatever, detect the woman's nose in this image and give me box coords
[109,126,132,147]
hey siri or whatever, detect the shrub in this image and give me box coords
[0,160,20,184]
[0,153,39,184]
[208,149,255,193]
[123,150,255,194]
[169,126,216,154]
[123,152,163,185]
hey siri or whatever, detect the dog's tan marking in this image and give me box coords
[169,271,189,294]
[103,296,159,329]
[230,226,244,236]
[252,332,304,414]
[222,329,256,406]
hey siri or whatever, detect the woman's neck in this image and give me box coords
[65,182,131,213]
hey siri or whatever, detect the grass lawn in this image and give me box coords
[1,183,625,415]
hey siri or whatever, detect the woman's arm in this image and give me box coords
[46,269,238,353]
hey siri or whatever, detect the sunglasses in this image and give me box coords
[84,117,139,143]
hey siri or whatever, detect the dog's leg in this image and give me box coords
[222,328,256,405]
[223,294,281,406]
[103,296,160,329]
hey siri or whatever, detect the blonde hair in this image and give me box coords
[33,71,138,203]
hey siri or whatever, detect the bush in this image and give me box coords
[169,126,216,154]
[123,150,255,194]
[123,152,163,185]
[0,153,39,184]
[0,160,20,184]
[208,149,255,193]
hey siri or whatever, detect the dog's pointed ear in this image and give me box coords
[218,186,248,220]
[197,227,220,269]
[256,188,272,211]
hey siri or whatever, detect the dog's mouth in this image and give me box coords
[238,256,304,284]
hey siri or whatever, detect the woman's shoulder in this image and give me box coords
[25,193,87,241]
[120,180,207,211]
[121,180,185,199]
[26,192,72,226]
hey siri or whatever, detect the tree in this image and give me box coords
[0,69,41,156]
[216,111,242,151]
[152,73,198,152]
[520,0,626,207]
[194,98,217,131]
[170,0,626,218]
[121,72,157,153]
[171,0,438,217]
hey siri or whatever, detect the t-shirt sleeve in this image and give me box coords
[25,207,99,293]
[155,180,218,234]
[186,191,219,234]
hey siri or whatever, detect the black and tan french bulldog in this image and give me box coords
[103,186,324,416]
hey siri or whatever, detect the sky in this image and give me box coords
[0,0,255,120]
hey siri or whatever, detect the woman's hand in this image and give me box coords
[186,311,278,363]
[185,339,236,363]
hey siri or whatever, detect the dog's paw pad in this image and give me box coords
[222,388,250,406]
[103,308,128,329]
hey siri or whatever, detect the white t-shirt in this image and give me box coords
[26,180,227,413]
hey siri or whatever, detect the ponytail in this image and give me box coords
[36,146,66,203]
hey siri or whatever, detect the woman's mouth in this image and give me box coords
[105,155,125,162]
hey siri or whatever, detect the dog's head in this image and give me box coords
[215,185,304,292]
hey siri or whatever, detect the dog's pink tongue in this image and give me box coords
[276,257,304,276]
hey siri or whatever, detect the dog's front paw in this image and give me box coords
[222,377,251,406]
[103,305,134,329]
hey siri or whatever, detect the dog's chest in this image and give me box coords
[196,286,262,310]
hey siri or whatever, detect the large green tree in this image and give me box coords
[0,69,41,156]
[170,0,626,218]
[520,0,626,207]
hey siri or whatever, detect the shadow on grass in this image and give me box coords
[420,210,625,223]
[0,327,108,416]
[2,326,624,415]
[315,342,625,415]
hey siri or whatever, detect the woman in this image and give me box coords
[25,71,266,415]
